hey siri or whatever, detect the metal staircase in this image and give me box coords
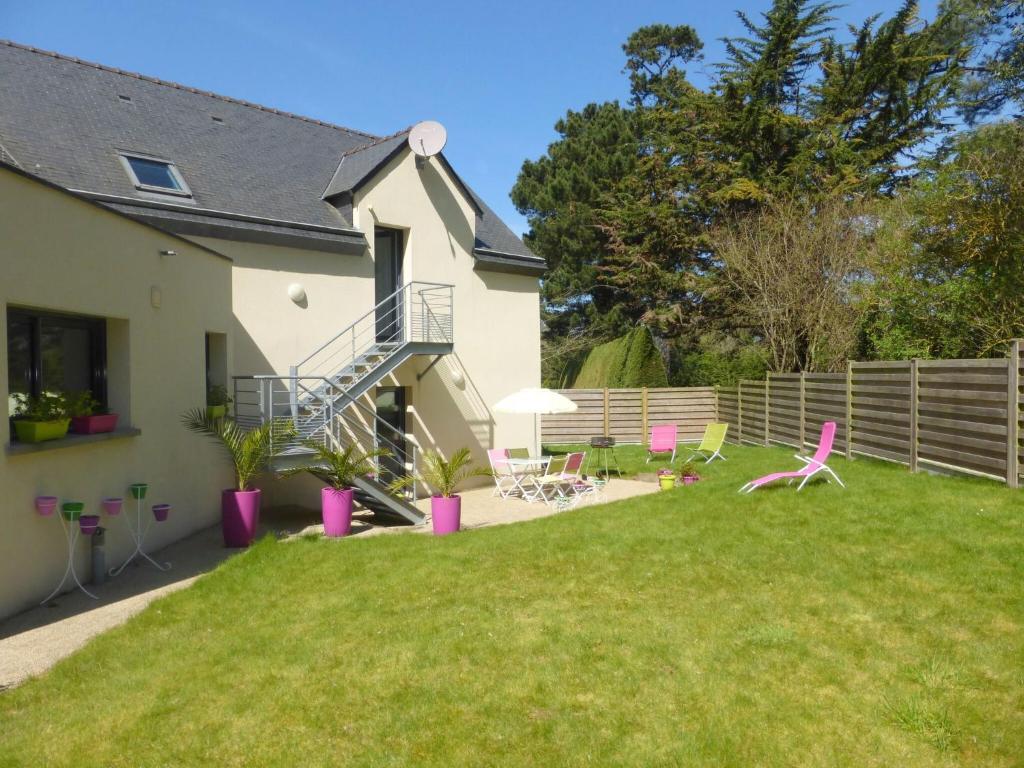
[234,282,454,524]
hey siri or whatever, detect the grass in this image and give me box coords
[1,445,1022,766]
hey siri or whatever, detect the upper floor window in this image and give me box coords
[119,154,192,197]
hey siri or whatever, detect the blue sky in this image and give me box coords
[3,0,938,236]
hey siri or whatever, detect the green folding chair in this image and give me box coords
[686,423,729,463]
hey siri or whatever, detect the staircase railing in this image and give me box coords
[232,373,420,503]
[291,281,453,382]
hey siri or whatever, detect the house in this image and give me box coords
[0,40,543,617]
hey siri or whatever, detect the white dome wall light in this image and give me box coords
[287,283,307,306]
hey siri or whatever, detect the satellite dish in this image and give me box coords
[408,121,447,159]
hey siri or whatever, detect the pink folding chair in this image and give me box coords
[646,424,678,463]
[739,421,846,493]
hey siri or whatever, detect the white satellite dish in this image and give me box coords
[408,121,447,159]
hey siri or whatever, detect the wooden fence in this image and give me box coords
[540,387,716,446]
[717,339,1023,487]
[542,340,1024,487]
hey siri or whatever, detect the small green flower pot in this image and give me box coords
[13,419,70,443]
[659,474,677,491]
[61,501,85,521]
[130,483,148,500]
[206,405,226,420]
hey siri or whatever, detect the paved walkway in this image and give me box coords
[0,478,657,689]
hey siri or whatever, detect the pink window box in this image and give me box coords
[70,413,119,434]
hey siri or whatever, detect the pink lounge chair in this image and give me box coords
[739,421,846,493]
[646,424,678,463]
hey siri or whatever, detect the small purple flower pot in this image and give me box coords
[431,495,461,536]
[79,514,101,535]
[35,496,58,516]
[102,497,123,515]
[683,476,698,486]
[152,504,171,522]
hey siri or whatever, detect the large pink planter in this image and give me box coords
[321,487,354,538]
[431,495,461,536]
[221,488,261,548]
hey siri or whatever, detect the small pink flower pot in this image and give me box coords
[222,489,261,548]
[35,496,58,516]
[321,487,354,538]
[152,504,171,522]
[79,514,101,535]
[683,476,698,486]
[70,413,119,434]
[102,497,123,515]
[431,495,461,536]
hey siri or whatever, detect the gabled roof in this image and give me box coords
[0,39,542,270]
[322,131,411,199]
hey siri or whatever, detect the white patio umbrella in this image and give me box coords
[494,387,578,455]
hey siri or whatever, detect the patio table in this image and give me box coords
[495,456,549,499]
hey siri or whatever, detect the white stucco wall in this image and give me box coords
[353,150,541,483]
[194,148,541,504]
[0,169,233,618]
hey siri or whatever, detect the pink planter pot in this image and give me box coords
[102,497,123,515]
[70,413,119,434]
[321,487,354,538]
[431,495,461,536]
[221,489,261,548]
[683,476,698,486]
[152,504,171,522]
[35,496,58,516]
[79,514,100,535]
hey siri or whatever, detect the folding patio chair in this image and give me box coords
[525,455,571,505]
[487,448,516,498]
[739,421,845,493]
[685,423,729,463]
[646,424,678,463]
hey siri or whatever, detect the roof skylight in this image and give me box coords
[119,154,191,197]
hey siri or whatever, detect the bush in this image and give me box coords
[572,326,668,388]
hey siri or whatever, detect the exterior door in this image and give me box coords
[374,228,404,343]
[375,387,407,483]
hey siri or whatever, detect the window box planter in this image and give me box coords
[70,413,119,434]
[14,419,70,443]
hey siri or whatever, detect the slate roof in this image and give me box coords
[0,39,542,269]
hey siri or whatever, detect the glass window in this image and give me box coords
[122,155,188,194]
[6,309,106,416]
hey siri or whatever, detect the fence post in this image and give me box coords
[910,358,920,473]
[764,374,771,446]
[737,381,744,444]
[799,372,806,449]
[714,385,720,423]
[1008,340,1020,489]
[845,360,853,460]
[603,388,610,437]
[641,386,649,447]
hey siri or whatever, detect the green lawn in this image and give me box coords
[2,445,1022,767]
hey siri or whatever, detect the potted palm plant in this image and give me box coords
[181,408,293,548]
[67,391,119,434]
[412,447,492,535]
[11,392,70,443]
[281,440,391,538]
